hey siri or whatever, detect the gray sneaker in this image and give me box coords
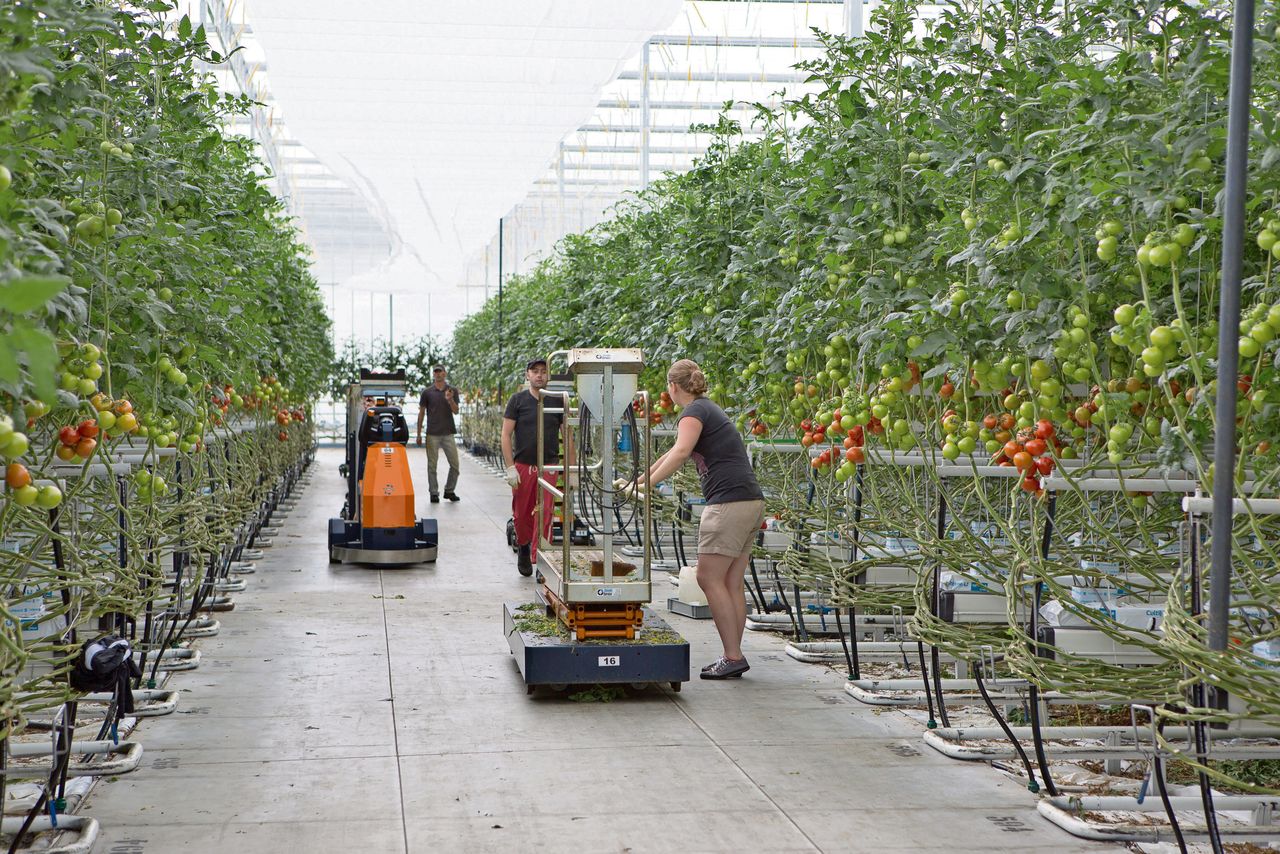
[700,657,749,680]
[701,657,725,673]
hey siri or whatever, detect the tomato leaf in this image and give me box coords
[0,275,71,315]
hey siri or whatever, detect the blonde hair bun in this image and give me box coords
[668,359,708,396]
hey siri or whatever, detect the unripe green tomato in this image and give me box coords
[958,436,976,453]
[35,485,62,509]
[1114,304,1137,326]
[942,442,960,461]
[13,485,38,506]
[1250,322,1275,344]
[60,372,79,391]
[1069,327,1087,344]
[77,378,97,396]
[985,439,1001,453]
[1018,401,1036,420]
[1239,336,1262,359]
[1006,292,1024,310]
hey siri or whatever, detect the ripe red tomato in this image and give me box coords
[1003,440,1022,460]
[1013,451,1033,472]
[848,446,865,464]
[1021,476,1040,492]
[77,419,100,439]
[75,437,97,458]
[59,426,81,446]
[1024,438,1047,457]
[1035,456,1055,476]
[5,463,32,489]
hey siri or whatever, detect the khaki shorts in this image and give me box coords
[697,499,766,557]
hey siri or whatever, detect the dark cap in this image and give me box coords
[431,365,446,373]
[526,358,548,371]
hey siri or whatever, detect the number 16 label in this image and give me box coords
[598,656,620,667]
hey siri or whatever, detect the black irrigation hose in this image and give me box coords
[1186,515,1225,854]
[916,639,937,728]
[7,707,75,854]
[674,506,690,567]
[845,467,864,680]
[1190,687,1225,853]
[1027,493,1059,797]
[747,554,771,613]
[975,667,1040,793]
[930,494,949,729]
[1151,713,1189,854]
[834,607,855,679]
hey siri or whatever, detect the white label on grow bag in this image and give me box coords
[381,447,394,455]
[598,656,620,667]
[595,588,618,597]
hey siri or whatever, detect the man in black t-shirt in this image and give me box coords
[416,365,461,503]
[501,358,563,576]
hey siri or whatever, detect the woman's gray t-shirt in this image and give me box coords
[677,397,764,505]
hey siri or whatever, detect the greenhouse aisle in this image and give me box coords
[83,446,1118,854]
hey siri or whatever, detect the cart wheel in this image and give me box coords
[526,685,535,696]
[506,518,517,551]
[670,682,681,692]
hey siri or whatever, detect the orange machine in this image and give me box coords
[329,398,438,565]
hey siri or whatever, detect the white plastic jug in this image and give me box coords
[677,565,708,605]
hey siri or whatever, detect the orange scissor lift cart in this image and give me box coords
[328,369,438,566]
[504,349,689,694]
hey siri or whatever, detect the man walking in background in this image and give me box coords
[502,358,563,577]
[416,365,461,503]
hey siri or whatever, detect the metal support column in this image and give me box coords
[843,0,864,37]
[640,41,651,189]
[1208,0,1256,662]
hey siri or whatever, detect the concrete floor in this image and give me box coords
[82,446,1121,853]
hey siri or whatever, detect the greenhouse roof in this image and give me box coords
[204,0,858,344]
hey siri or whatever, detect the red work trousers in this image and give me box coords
[512,462,555,560]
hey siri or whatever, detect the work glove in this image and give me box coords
[612,477,646,502]
[505,466,520,489]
